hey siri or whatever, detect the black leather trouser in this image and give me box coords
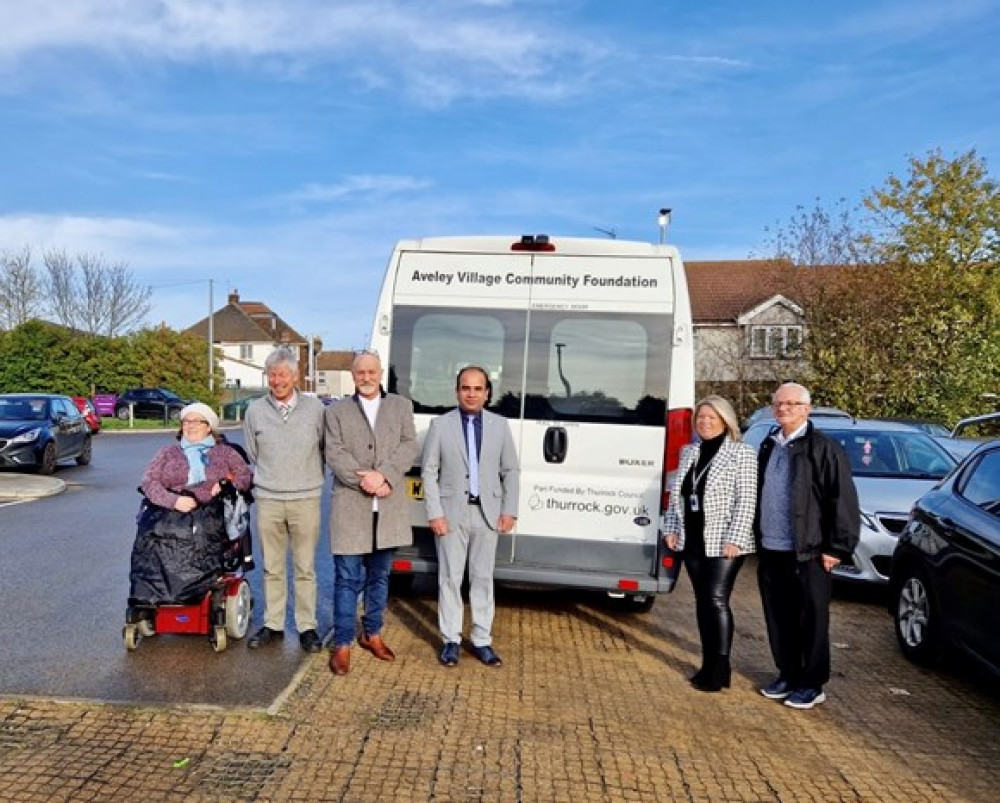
[684,553,746,658]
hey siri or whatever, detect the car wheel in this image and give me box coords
[388,572,415,596]
[116,406,130,420]
[38,443,58,475]
[169,407,182,422]
[76,436,92,466]
[894,567,940,665]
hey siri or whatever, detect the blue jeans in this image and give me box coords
[333,548,393,647]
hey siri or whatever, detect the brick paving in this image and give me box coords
[2,562,998,801]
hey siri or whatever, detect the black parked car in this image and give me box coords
[114,388,190,421]
[890,439,1000,677]
[0,393,92,474]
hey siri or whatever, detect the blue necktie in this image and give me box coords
[466,416,479,497]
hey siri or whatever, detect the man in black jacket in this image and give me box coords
[754,383,860,709]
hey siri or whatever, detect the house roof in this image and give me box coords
[686,259,799,323]
[186,291,307,345]
[316,350,355,371]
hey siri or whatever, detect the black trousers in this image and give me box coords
[757,548,832,689]
[684,553,746,658]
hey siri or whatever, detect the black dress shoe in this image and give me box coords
[248,627,284,649]
[299,629,322,653]
[439,642,460,667]
[471,644,502,667]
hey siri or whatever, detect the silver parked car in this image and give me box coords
[744,418,958,584]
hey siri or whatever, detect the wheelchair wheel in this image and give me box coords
[211,626,228,653]
[225,580,252,639]
[123,624,140,651]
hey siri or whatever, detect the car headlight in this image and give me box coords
[860,512,880,532]
[10,428,42,444]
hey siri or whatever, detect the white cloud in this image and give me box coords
[280,175,433,205]
[0,0,609,104]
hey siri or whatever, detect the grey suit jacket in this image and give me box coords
[324,392,417,554]
[421,408,520,530]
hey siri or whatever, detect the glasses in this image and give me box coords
[181,418,210,426]
[772,401,808,409]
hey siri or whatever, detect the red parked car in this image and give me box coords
[72,397,102,434]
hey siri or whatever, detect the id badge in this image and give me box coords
[689,495,700,513]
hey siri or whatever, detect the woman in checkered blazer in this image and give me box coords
[664,395,757,692]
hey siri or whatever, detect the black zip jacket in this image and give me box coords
[753,422,861,562]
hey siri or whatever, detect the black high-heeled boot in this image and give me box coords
[691,656,730,692]
[688,647,710,685]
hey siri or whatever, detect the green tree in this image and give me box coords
[0,321,219,407]
[124,327,220,405]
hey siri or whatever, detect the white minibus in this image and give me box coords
[369,234,694,610]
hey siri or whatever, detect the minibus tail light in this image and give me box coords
[662,407,693,510]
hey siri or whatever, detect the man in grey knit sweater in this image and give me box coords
[244,348,327,653]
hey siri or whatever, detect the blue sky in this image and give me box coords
[2,0,998,349]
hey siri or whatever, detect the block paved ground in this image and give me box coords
[2,559,998,802]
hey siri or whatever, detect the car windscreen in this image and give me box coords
[0,398,48,421]
[823,429,956,479]
[744,424,957,479]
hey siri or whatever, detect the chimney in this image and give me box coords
[228,290,240,304]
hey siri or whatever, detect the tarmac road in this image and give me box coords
[0,430,332,708]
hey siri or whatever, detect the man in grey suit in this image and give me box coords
[324,351,417,675]
[421,366,520,667]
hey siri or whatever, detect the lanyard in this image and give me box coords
[690,454,716,490]
[688,451,716,513]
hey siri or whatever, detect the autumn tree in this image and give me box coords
[861,149,1000,421]
[760,197,874,267]
[770,151,1000,422]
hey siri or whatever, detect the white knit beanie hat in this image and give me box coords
[180,402,220,432]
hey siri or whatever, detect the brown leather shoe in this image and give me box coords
[358,632,395,662]
[329,646,351,675]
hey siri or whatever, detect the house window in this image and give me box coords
[749,325,803,358]
[240,344,253,360]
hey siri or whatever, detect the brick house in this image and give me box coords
[686,259,808,415]
[186,291,313,392]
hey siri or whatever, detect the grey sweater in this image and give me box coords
[243,393,326,499]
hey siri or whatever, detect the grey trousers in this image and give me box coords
[435,502,498,647]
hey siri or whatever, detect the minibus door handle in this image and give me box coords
[543,426,568,463]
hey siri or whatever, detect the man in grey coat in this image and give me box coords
[324,351,417,675]
[421,366,519,668]
[244,347,326,653]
